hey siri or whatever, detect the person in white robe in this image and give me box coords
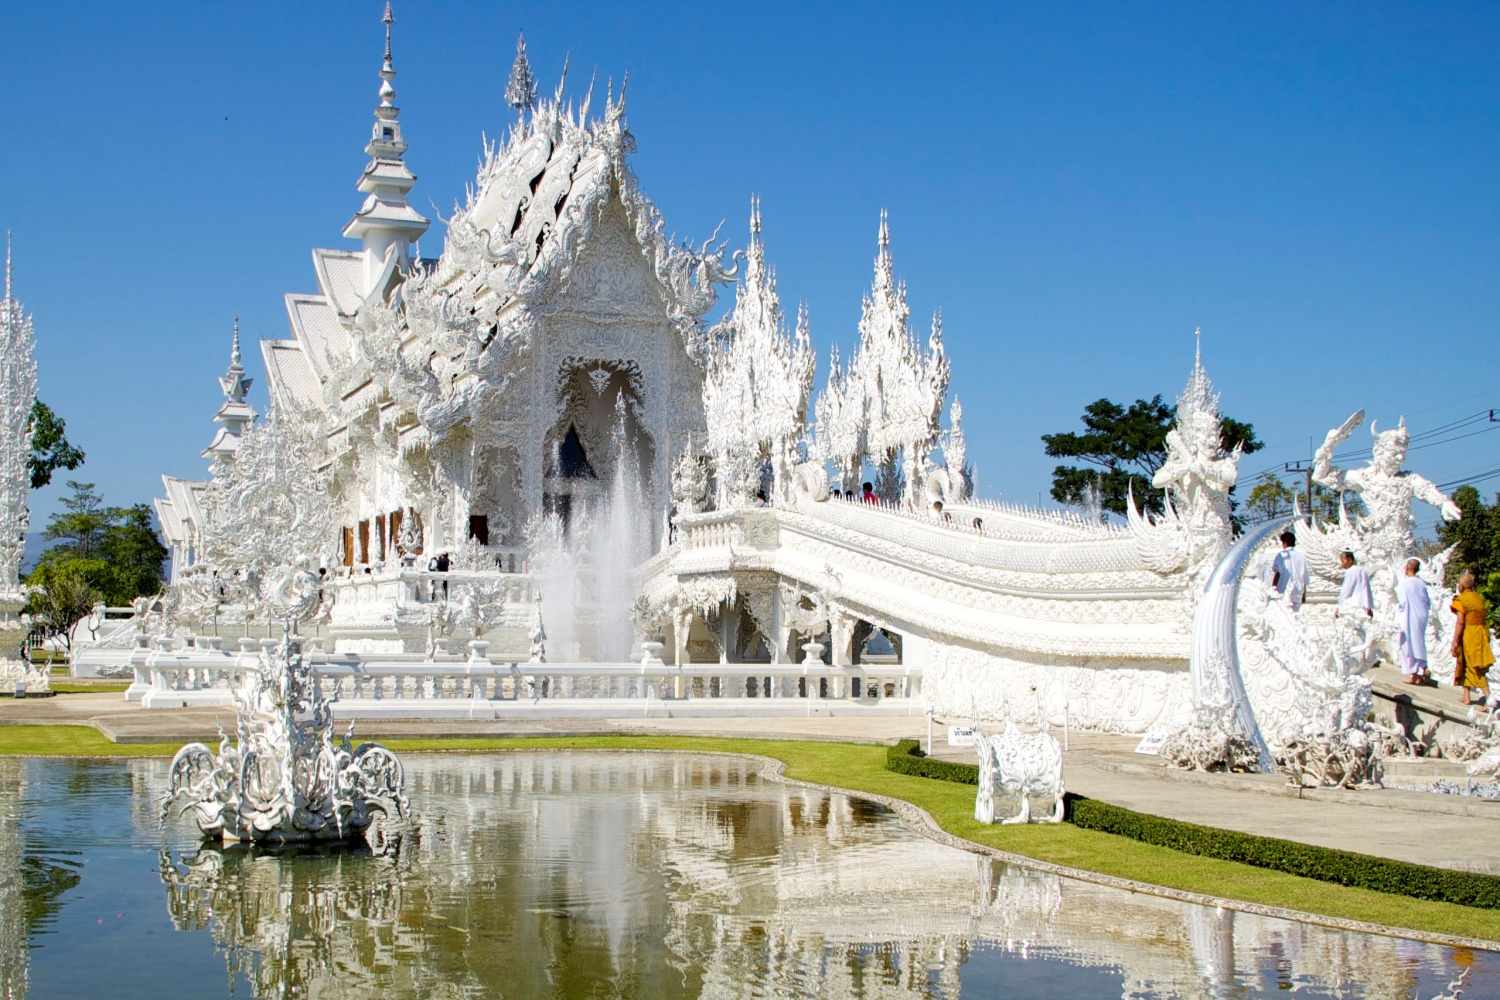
[1336,551,1373,618]
[1395,558,1431,683]
[1270,532,1310,611]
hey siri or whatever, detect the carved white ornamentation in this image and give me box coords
[0,240,36,602]
[1128,336,1238,603]
[702,200,815,507]
[973,717,1064,825]
[161,629,408,844]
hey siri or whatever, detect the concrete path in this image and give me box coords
[3,692,1496,872]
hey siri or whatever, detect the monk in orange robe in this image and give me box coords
[1450,571,1495,705]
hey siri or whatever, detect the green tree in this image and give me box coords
[22,562,101,651]
[1243,470,1367,525]
[39,480,109,558]
[28,400,84,489]
[27,481,168,611]
[1437,486,1499,585]
[1434,487,1500,635]
[1042,395,1263,518]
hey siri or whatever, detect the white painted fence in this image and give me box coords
[125,635,922,719]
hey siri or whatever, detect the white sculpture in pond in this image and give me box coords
[161,615,408,845]
[973,717,1064,825]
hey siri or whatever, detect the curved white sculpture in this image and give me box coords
[1179,518,1285,772]
[160,622,408,845]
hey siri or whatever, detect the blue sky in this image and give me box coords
[2,1,1497,538]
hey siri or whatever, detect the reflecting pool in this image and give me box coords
[0,752,1492,998]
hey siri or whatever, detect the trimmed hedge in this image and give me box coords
[886,739,979,784]
[885,738,1500,910]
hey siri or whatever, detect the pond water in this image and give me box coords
[0,752,1492,999]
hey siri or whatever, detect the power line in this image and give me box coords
[1245,408,1498,483]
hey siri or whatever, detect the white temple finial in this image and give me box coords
[3,230,11,302]
[873,210,894,290]
[554,53,570,104]
[1194,326,1202,369]
[230,315,242,367]
[343,1,428,282]
[749,195,761,240]
[505,31,538,111]
[379,3,397,113]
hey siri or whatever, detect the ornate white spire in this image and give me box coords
[845,212,950,507]
[0,232,36,599]
[1178,326,1218,419]
[343,2,430,291]
[505,31,538,111]
[204,316,256,461]
[701,199,816,504]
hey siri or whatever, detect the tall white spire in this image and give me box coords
[505,31,538,111]
[0,232,36,599]
[203,316,256,462]
[343,2,430,292]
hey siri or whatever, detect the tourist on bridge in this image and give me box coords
[1336,551,1373,618]
[861,481,877,503]
[1450,571,1494,705]
[1395,558,1431,685]
[1270,532,1310,611]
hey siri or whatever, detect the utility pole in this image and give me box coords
[1285,461,1315,522]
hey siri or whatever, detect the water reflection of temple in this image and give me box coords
[149,753,1467,999]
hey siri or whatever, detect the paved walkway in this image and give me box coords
[3,691,1497,872]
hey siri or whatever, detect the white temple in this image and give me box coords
[116,9,1463,750]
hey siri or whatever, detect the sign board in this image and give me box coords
[947,725,976,747]
[1134,730,1169,755]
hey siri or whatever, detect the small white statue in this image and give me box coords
[973,717,1064,825]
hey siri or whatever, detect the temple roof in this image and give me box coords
[283,293,348,384]
[311,249,368,318]
[156,475,206,548]
[261,340,323,410]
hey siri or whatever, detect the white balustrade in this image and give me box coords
[127,642,922,719]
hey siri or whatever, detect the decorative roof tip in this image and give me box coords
[878,209,890,249]
[1194,325,1202,369]
[748,195,761,239]
[554,52,570,104]
[231,315,242,367]
[579,68,596,120]
[3,229,10,302]
[379,2,397,111]
[505,30,537,111]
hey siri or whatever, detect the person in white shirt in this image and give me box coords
[1396,558,1431,685]
[1335,550,1373,619]
[1270,531,1310,611]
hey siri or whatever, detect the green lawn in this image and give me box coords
[2,725,1496,943]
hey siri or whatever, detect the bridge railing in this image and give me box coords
[127,637,922,718]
